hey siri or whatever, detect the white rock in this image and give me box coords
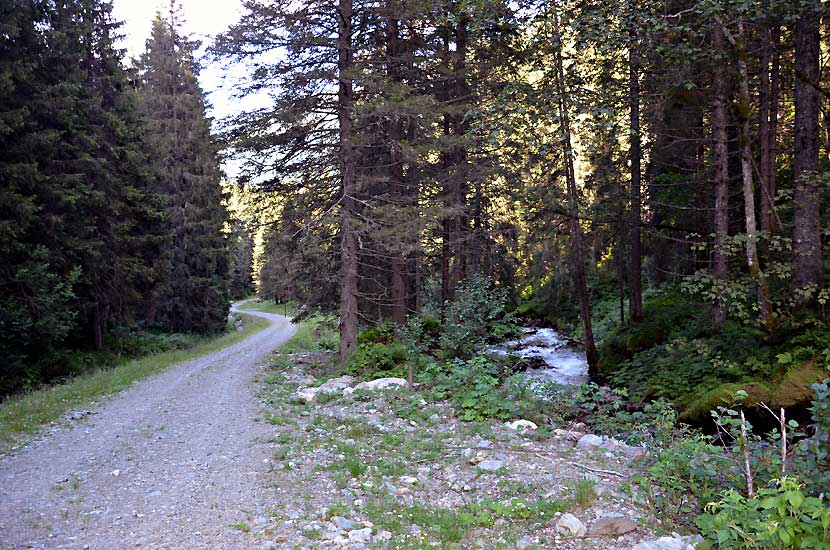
[331,516,354,530]
[399,476,418,485]
[343,387,355,396]
[632,535,703,550]
[576,434,604,449]
[295,387,319,403]
[348,527,373,544]
[319,375,356,394]
[354,377,408,391]
[505,419,538,432]
[476,459,504,473]
[555,513,587,537]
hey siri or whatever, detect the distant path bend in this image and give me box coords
[0,301,296,549]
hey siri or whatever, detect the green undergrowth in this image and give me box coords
[278,312,338,356]
[597,291,830,421]
[0,313,270,452]
[364,497,568,547]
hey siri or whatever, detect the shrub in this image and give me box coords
[345,342,408,378]
[696,477,830,550]
[436,356,519,421]
[439,275,509,358]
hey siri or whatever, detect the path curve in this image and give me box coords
[0,302,296,549]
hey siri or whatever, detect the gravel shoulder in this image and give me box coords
[0,304,296,550]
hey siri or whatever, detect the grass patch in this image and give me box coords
[365,497,569,546]
[571,477,597,509]
[278,312,338,354]
[0,313,270,453]
[241,299,300,316]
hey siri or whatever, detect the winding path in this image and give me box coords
[0,303,295,549]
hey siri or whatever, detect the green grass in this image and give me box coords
[572,477,597,509]
[241,298,300,316]
[0,313,271,453]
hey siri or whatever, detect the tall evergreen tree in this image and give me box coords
[138,5,230,334]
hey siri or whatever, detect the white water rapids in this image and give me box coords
[491,328,589,385]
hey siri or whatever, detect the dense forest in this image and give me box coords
[216,0,829,414]
[0,0,245,395]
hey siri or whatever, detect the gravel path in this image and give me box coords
[0,303,296,550]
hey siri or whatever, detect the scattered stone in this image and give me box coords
[348,527,373,544]
[516,535,535,549]
[553,428,583,442]
[476,439,493,449]
[332,516,354,530]
[632,534,703,550]
[354,377,408,391]
[295,387,319,404]
[319,375,356,394]
[505,419,538,432]
[588,516,638,537]
[555,513,587,537]
[477,459,504,473]
[399,476,418,485]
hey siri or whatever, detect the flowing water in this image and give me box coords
[492,328,589,385]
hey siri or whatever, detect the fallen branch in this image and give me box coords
[574,463,627,478]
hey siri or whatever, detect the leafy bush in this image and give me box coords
[696,477,830,550]
[358,322,396,345]
[435,356,519,421]
[792,379,830,496]
[344,342,408,378]
[439,275,509,358]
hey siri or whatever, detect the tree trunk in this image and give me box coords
[711,26,730,327]
[792,6,822,302]
[93,300,105,350]
[766,25,780,233]
[552,2,598,375]
[758,20,772,236]
[730,17,776,334]
[338,0,358,361]
[386,13,407,326]
[628,31,644,323]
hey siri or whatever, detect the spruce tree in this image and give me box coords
[138,6,230,334]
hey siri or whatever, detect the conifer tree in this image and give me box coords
[138,4,230,334]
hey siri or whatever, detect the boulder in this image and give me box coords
[555,513,587,537]
[319,375,356,393]
[576,434,604,449]
[295,387,319,403]
[354,377,408,391]
[348,528,373,543]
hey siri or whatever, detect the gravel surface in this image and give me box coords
[0,304,295,550]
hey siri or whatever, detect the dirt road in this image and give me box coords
[0,303,295,549]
